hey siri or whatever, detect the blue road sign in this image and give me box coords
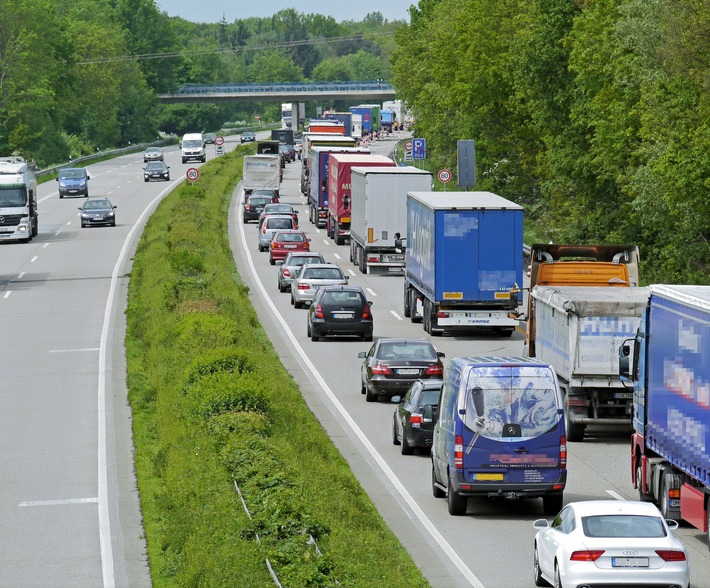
[412,138,426,160]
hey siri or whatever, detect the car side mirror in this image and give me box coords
[367,300,373,306]
[391,395,402,404]
[533,519,550,529]
[345,276,350,280]
[357,351,366,359]
[437,351,446,359]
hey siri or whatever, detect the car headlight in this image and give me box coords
[107,212,115,217]
[81,212,91,218]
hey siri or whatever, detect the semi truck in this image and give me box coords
[619,285,710,545]
[349,166,432,274]
[307,119,345,135]
[402,192,522,336]
[270,128,294,146]
[525,244,641,356]
[299,133,357,196]
[242,154,280,198]
[308,146,370,227]
[380,109,395,132]
[0,156,39,242]
[531,286,650,441]
[327,153,395,245]
[349,106,379,135]
[324,112,353,136]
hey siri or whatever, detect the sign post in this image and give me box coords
[215,135,225,156]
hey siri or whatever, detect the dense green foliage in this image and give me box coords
[126,147,429,587]
[0,1,400,166]
[392,0,710,283]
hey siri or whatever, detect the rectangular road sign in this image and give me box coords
[412,138,426,160]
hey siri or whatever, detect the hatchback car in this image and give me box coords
[79,197,117,227]
[269,230,310,265]
[57,167,90,198]
[290,263,349,308]
[358,338,445,402]
[277,252,327,292]
[392,379,443,454]
[143,147,164,162]
[243,194,278,223]
[143,161,170,182]
[203,132,217,144]
[258,215,297,252]
[241,131,256,143]
[258,203,298,226]
[533,500,689,588]
[307,285,373,342]
[278,143,291,164]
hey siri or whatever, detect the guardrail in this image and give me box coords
[175,81,395,96]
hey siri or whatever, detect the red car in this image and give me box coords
[269,229,311,265]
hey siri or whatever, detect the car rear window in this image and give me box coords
[323,291,364,307]
[304,267,342,279]
[292,256,323,266]
[379,343,436,360]
[582,515,666,538]
[267,218,293,229]
[277,233,305,242]
[250,198,270,206]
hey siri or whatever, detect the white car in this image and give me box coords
[533,500,689,588]
[290,263,348,308]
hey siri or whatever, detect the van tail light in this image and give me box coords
[371,363,391,375]
[426,365,443,376]
[313,304,324,319]
[656,550,687,562]
[454,435,463,469]
[362,303,371,319]
[560,436,567,468]
[570,550,604,562]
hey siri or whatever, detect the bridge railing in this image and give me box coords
[175,81,395,95]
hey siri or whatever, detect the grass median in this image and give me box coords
[125,145,430,587]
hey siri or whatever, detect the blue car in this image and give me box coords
[57,167,90,198]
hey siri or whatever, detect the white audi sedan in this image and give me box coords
[533,500,689,588]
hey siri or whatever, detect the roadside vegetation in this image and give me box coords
[125,145,429,587]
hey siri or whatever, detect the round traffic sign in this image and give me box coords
[404,140,413,152]
[438,169,452,183]
[186,167,200,181]
[215,135,224,146]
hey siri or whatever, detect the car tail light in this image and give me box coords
[283,269,291,277]
[560,436,567,468]
[313,304,324,319]
[426,365,443,376]
[454,435,463,469]
[570,550,604,562]
[371,363,391,375]
[272,241,282,249]
[410,414,423,425]
[656,550,687,562]
[304,242,310,251]
[297,282,310,290]
[362,303,371,319]
[262,226,267,234]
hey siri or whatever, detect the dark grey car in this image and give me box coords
[79,197,117,227]
[392,379,443,454]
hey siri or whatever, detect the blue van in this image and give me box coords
[57,167,90,198]
[431,357,567,516]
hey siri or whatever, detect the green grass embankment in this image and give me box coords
[125,146,430,587]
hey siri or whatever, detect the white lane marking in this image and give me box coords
[67,221,72,226]
[50,348,100,353]
[236,193,483,588]
[55,230,61,236]
[606,490,626,501]
[19,497,98,507]
[18,272,25,279]
[333,253,341,260]
[347,269,356,277]
[4,292,11,299]
[366,288,377,297]
[31,256,38,263]
[43,243,49,248]
[322,239,330,246]
[390,310,403,320]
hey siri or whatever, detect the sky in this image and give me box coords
[157,1,414,23]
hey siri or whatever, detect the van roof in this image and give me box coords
[449,356,553,368]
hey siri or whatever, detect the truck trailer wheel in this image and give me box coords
[358,246,367,274]
[403,287,411,318]
[564,396,586,442]
[335,226,345,246]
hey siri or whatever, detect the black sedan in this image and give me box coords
[358,338,445,402]
[392,379,443,454]
[307,285,373,342]
[79,197,117,227]
[143,161,170,182]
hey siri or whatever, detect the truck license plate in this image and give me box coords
[614,392,633,399]
[612,557,648,568]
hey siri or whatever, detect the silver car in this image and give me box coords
[290,263,349,308]
[143,147,164,162]
[277,252,326,292]
[257,215,296,252]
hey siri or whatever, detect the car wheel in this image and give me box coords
[364,332,373,342]
[59,194,64,199]
[361,379,366,395]
[269,257,275,266]
[392,416,400,445]
[400,423,414,455]
[294,298,302,309]
[432,464,445,498]
[290,295,295,306]
[533,543,550,586]
[553,563,562,588]
[167,175,170,181]
[310,330,319,342]
[242,215,248,224]
[542,493,563,516]
[278,279,286,293]
[111,220,116,227]
[81,222,86,228]
[447,474,467,515]
[365,387,376,403]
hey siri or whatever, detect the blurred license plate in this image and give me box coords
[612,557,648,568]
[614,392,633,399]
[473,473,504,481]
[332,312,353,319]
[397,369,419,375]
[284,245,297,248]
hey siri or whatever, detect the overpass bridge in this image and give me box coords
[159,80,396,104]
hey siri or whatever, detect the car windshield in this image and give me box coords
[146,163,164,170]
[582,515,667,538]
[378,342,435,360]
[183,140,202,148]
[277,233,305,242]
[303,267,343,279]
[322,291,363,307]
[85,200,110,209]
[0,187,26,207]
[59,169,86,179]
[267,218,293,229]
[146,148,160,153]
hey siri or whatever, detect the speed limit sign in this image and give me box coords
[186,167,200,181]
[438,169,452,183]
[404,140,413,152]
[215,136,224,146]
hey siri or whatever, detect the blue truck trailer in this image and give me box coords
[325,112,353,136]
[349,106,378,135]
[620,285,710,547]
[402,191,523,336]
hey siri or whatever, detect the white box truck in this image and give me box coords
[0,157,38,242]
[349,166,432,274]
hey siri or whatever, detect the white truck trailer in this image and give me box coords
[531,285,650,441]
[349,166,432,274]
[242,154,281,197]
[0,156,38,242]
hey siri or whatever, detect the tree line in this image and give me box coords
[0,0,399,166]
[392,0,710,283]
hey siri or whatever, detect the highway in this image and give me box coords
[1,133,708,587]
